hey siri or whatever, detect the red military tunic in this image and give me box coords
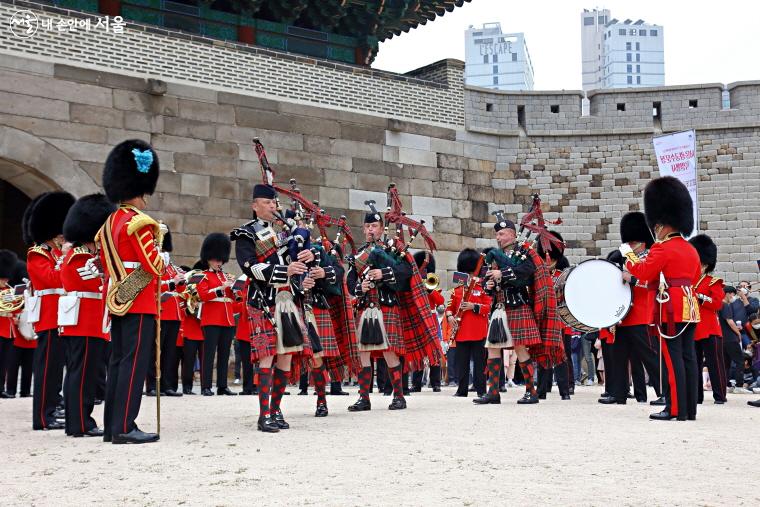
[160,264,186,322]
[624,233,701,332]
[445,284,492,342]
[234,300,252,342]
[96,205,163,315]
[693,275,724,340]
[59,247,107,339]
[620,277,654,327]
[26,244,64,333]
[13,323,36,349]
[182,314,204,341]
[427,289,444,310]
[196,270,235,328]
[0,293,15,338]
[600,327,615,344]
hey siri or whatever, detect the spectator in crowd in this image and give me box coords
[731,282,759,347]
[720,287,751,394]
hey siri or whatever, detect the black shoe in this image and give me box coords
[164,390,183,397]
[251,387,259,395]
[499,387,508,393]
[468,386,476,392]
[538,393,547,400]
[626,392,634,399]
[347,398,371,412]
[257,415,279,433]
[201,389,214,396]
[217,388,237,396]
[388,396,407,410]
[240,390,255,396]
[561,395,571,400]
[473,393,501,405]
[411,387,422,393]
[315,403,328,417]
[72,427,104,438]
[0,391,15,399]
[747,399,760,407]
[715,399,726,405]
[383,391,392,397]
[283,391,291,396]
[45,421,65,430]
[298,389,308,395]
[517,393,539,404]
[183,388,196,395]
[687,415,696,421]
[272,410,289,429]
[93,398,103,405]
[112,429,159,444]
[598,396,626,405]
[20,393,32,398]
[452,392,467,398]
[403,389,411,396]
[569,387,575,395]
[145,389,157,397]
[650,396,666,406]
[649,410,676,421]
[330,389,350,396]
[432,386,441,393]
[103,433,112,442]
[636,398,647,403]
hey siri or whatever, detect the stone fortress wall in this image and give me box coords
[0,1,758,286]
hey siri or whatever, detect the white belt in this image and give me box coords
[162,291,178,297]
[0,312,11,318]
[67,291,102,300]
[123,262,141,269]
[35,288,66,297]
[210,297,233,303]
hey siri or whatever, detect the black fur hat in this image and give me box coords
[200,232,231,264]
[21,193,48,247]
[162,229,173,253]
[606,249,624,269]
[689,234,717,273]
[537,230,565,261]
[0,250,18,279]
[413,251,435,274]
[457,248,480,273]
[63,194,117,244]
[643,176,694,236]
[28,191,76,244]
[102,139,160,203]
[10,260,27,286]
[620,212,654,248]
[556,255,570,271]
[192,261,206,271]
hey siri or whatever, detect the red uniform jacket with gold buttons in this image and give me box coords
[59,247,107,339]
[97,205,163,315]
[234,300,251,342]
[160,264,186,322]
[27,244,64,333]
[624,234,701,327]
[197,270,235,328]
[182,313,203,341]
[620,277,654,327]
[693,274,724,340]
[445,284,492,342]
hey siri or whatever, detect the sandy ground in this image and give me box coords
[1,384,758,506]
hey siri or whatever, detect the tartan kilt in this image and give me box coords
[247,304,313,362]
[311,306,339,359]
[505,304,541,347]
[355,304,404,356]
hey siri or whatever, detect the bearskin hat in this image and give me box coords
[102,139,160,203]
[620,212,654,248]
[162,229,173,253]
[200,233,231,264]
[10,261,28,286]
[27,191,75,244]
[62,194,116,244]
[689,234,717,273]
[21,193,48,247]
[643,176,694,236]
[0,250,18,279]
[537,230,565,262]
[413,251,435,274]
[457,248,480,273]
[606,249,624,269]
[192,260,207,271]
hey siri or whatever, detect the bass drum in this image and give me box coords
[555,259,632,333]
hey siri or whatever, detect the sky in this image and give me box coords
[373,0,760,90]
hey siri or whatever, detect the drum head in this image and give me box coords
[563,259,632,329]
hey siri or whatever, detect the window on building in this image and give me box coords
[627,64,632,73]
[493,54,498,63]
[627,76,633,84]
[608,31,611,37]
[650,29,658,36]
[626,53,632,62]
[626,42,631,50]
[473,31,483,36]
[689,99,698,109]
[492,65,499,74]
[512,53,517,61]
[517,105,526,129]
[619,29,626,35]
[637,76,641,84]
[636,64,641,73]
[641,30,647,36]
[636,53,641,62]
[584,16,594,25]
[636,42,640,50]
[598,15,606,24]
[630,29,637,35]
[493,76,498,85]
[550,105,560,113]
[483,55,488,64]
[617,103,626,111]
[486,103,494,112]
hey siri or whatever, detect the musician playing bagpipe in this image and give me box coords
[535,230,572,401]
[95,139,164,444]
[477,201,563,406]
[602,212,664,406]
[230,184,314,433]
[58,194,116,438]
[688,234,727,405]
[619,176,701,421]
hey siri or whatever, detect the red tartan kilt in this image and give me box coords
[312,307,339,358]
[247,305,277,361]
[506,305,541,347]
[355,305,404,355]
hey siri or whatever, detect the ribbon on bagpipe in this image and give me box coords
[518,194,563,253]
[383,183,437,253]
[252,138,274,185]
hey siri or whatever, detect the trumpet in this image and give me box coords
[0,287,24,313]
[181,269,203,316]
[424,273,440,291]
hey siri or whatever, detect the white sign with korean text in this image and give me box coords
[653,130,699,236]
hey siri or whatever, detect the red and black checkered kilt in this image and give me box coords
[506,304,542,347]
[348,288,405,366]
[398,254,443,371]
[312,306,340,359]
[328,285,359,375]
[526,246,564,367]
[247,304,313,366]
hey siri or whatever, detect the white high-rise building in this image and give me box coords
[581,8,664,91]
[464,23,534,90]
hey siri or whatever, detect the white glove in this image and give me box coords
[77,258,100,281]
[161,252,171,267]
[618,243,634,257]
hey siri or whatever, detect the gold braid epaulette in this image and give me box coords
[709,277,722,286]
[126,213,160,237]
[28,245,50,258]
